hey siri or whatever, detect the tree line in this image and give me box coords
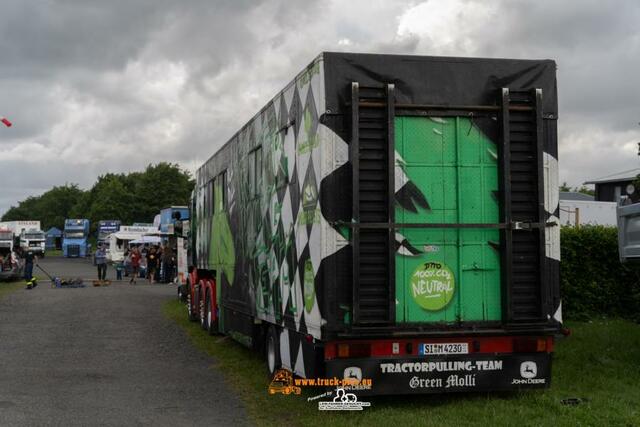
[1,162,194,233]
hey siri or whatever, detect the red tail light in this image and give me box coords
[514,337,549,353]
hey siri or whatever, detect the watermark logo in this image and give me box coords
[318,388,371,411]
[268,369,302,395]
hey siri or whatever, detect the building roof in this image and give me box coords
[560,191,594,201]
[584,168,640,185]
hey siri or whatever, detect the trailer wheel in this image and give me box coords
[178,284,188,303]
[199,287,208,330]
[205,292,217,336]
[187,289,198,322]
[266,326,281,377]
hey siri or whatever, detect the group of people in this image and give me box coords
[94,243,176,284]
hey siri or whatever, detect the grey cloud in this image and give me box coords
[1,0,639,216]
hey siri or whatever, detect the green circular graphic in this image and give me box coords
[303,259,315,313]
[410,262,455,311]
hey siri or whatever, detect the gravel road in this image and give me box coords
[0,256,247,426]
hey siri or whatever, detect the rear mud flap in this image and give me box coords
[325,353,551,395]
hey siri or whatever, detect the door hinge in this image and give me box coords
[512,221,533,230]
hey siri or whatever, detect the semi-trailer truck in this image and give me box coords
[185,52,561,395]
[0,221,46,257]
[97,220,121,245]
[20,229,46,257]
[63,219,90,257]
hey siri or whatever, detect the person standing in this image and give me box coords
[147,246,158,284]
[95,244,107,281]
[129,246,141,285]
[139,250,148,280]
[162,244,175,283]
[23,250,36,282]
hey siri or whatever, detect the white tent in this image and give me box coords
[129,235,162,245]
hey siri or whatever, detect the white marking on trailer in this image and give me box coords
[294,342,306,378]
[280,330,291,370]
[553,301,563,323]
[545,214,560,261]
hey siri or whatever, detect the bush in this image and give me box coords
[561,226,640,321]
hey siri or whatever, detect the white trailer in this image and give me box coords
[105,225,158,262]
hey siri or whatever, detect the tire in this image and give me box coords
[199,285,208,330]
[187,288,198,322]
[266,326,281,377]
[205,292,217,336]
[178,284,188,302]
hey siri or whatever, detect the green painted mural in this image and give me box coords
[394,116,502,323]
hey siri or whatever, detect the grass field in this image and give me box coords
[0,281,25,299]
[164,300,640,426]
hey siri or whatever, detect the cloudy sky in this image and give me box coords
[1,0,639,215]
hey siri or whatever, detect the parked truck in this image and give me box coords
[0,226,23,280]
[63,219,90,257]
[0,220,45,257]
[185,52,561,395]
[97,220,121,246]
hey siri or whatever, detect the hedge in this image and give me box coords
[561,226,640,321]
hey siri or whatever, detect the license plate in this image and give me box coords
[419,343,469,355]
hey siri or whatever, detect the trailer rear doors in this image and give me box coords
[350,83,550,327]
[394,116,501,323]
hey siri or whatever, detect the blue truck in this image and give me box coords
[97,220,121,245]
[63,219,90,257]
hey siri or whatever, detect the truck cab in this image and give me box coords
[97,220,121,247]
[20,229,46,257]
[63,219,90,258]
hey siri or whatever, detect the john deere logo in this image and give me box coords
[410,262,455,311]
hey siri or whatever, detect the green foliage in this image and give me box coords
[1,162,194,232]
[561,226,640,321]
[2,184,84,230]
[559,181,595,196]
